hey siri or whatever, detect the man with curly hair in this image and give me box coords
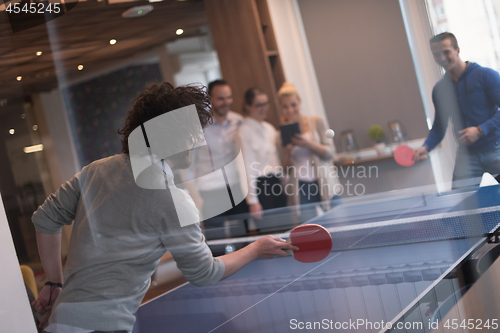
[31,83,296,333]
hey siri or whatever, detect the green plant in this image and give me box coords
[368,125,384,143]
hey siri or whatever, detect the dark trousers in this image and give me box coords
[297,180,342,223]
[298,180,322,223]
[246,175,289,232]
[256,174,287,211]
[200,184,249,240]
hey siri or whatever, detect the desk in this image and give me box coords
[133,185,500,333]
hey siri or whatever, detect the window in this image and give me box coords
[425,0,500,71]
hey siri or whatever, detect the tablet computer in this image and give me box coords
[280,122,301,146]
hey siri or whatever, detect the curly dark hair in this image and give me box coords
[118,82,212,154]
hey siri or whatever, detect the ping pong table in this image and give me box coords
[133,184,500,333]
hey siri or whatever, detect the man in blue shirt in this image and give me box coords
[414,32,500,186]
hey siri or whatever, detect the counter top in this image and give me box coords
[334,138,425,167]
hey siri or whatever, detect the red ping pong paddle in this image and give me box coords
[394,145,415,167]
[286,224,333,263]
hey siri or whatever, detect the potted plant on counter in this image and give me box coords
[368,125,386,155]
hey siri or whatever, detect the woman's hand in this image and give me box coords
[291,133,330,158]
[290,133,312,148]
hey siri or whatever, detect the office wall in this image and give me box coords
[297,0,429,150]
[62,64,162,166]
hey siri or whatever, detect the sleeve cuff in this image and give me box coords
[32,222,64,234]
[478,124,488,136]
[423,141,435,152]
[246,195,258,205]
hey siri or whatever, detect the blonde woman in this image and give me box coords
[277,82,341,221]
[238,88,286,222]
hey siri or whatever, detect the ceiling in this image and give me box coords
[0,0,208,99]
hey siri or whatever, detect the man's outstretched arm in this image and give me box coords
[220,235,298,280]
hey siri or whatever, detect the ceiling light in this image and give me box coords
[24,144,44,154]
[149,0,163,2]
[122,5,153,18]
[110,39,117,45]
[9,129,14,135]
[36,51,42,56]
[21,114,26,119]
[17,76,22,81]
[32,125,38,131]
[78,65,84,70]
[176,29,184,35]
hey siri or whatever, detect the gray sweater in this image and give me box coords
[32,154,225,331]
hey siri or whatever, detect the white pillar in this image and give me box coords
[400,0,456,192]
[36,89,80,256]
[38,89,80,182]
[267,0,328,124]
[0,195,38,333]
[157,45,181,85]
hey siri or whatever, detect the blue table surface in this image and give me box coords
[133,185,500,333]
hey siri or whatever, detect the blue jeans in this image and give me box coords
[453,143,500,187]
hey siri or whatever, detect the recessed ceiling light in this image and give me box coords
[21,114,26,119]
[17,76,22,81]
[122,5,153,18]
[24,144,44,153]
[32,125,38,131]
[176,29,184,35]
[36,51,42,56]
[110,39,117,45]
[9,129,14,135]
[78,65,84,71]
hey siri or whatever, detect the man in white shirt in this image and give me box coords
[183,80,249,240]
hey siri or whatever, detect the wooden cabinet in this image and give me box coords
[204,0,285,127]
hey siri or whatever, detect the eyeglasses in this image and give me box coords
[253,101,269,108]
